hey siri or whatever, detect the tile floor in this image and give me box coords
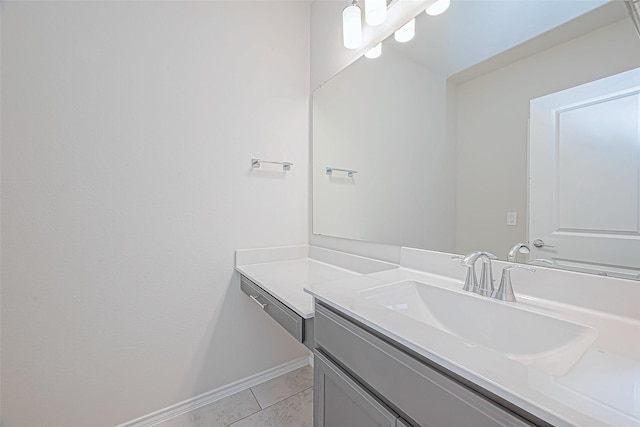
[156,365,313,427]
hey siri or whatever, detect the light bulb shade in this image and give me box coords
[394,18,415,43]
[426,0,450,16]
[365,0,387,26]
[365,42,382,59]
[343,3,363,49]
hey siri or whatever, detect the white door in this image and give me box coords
[529,68,640,279]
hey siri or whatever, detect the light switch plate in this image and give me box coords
[507,211,517,226]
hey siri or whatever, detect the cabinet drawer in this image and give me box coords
[240,275,304,342]
[315,303,537,427]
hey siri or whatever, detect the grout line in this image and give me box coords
[218,386,316,427]
[226,397,263,427]
[249,387,263,410]
[250,365,312,410]
[210,369,316,427]
[258,386,313,411]
[221,389,263,427]
[256,370,313,410]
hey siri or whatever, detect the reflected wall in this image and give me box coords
[313,45,456,251]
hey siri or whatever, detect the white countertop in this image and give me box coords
[237,258,359,318]
[305,266,640,427]
[235,245,397,318]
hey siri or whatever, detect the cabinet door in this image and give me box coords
[314,351,398,427]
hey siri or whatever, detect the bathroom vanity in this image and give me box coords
[313,303,537,426]
[238,245,640,427]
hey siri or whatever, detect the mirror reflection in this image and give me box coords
[313,1,640,278]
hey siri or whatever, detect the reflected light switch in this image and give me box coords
[507,211,518,226]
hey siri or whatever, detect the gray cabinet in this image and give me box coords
[314,302,541,427]
[314,351,399,427]
[240,275,314,349]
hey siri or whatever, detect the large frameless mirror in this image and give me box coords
[313,1,640,279]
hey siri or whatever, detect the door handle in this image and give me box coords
[533,239,555,248]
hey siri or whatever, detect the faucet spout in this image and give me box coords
[507,243,530,262]
[460,251,497,296]
[461,251,496,267]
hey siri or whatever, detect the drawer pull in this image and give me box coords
[249,294,267,309]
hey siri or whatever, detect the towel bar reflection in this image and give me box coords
[251,158,293,171]
[326,166,357,177]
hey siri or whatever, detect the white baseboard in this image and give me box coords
[307,352,314,368]
[117,355,312,427]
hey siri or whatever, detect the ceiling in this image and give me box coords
[387,0,627,78]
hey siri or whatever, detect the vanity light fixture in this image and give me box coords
[426,0,450,16]
[394,18,415,42]
[365,42,382,58]
[343,0,363,49]
[364,0,387,26]
[342,0,451,52]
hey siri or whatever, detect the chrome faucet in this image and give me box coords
[492,265,536,302]
[507,243,530,262]
[460,251,497,297]
[457,252,536,303]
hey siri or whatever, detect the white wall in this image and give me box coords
[455,18,640,257]
[1,2,310,426]
[313,45,455,251]
[0,2,3,420]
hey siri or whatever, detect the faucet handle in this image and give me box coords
[451,255,478,292]
[492,265,535,302]
[527,258,556,267]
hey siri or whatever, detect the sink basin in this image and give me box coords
[359,280,597,376]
